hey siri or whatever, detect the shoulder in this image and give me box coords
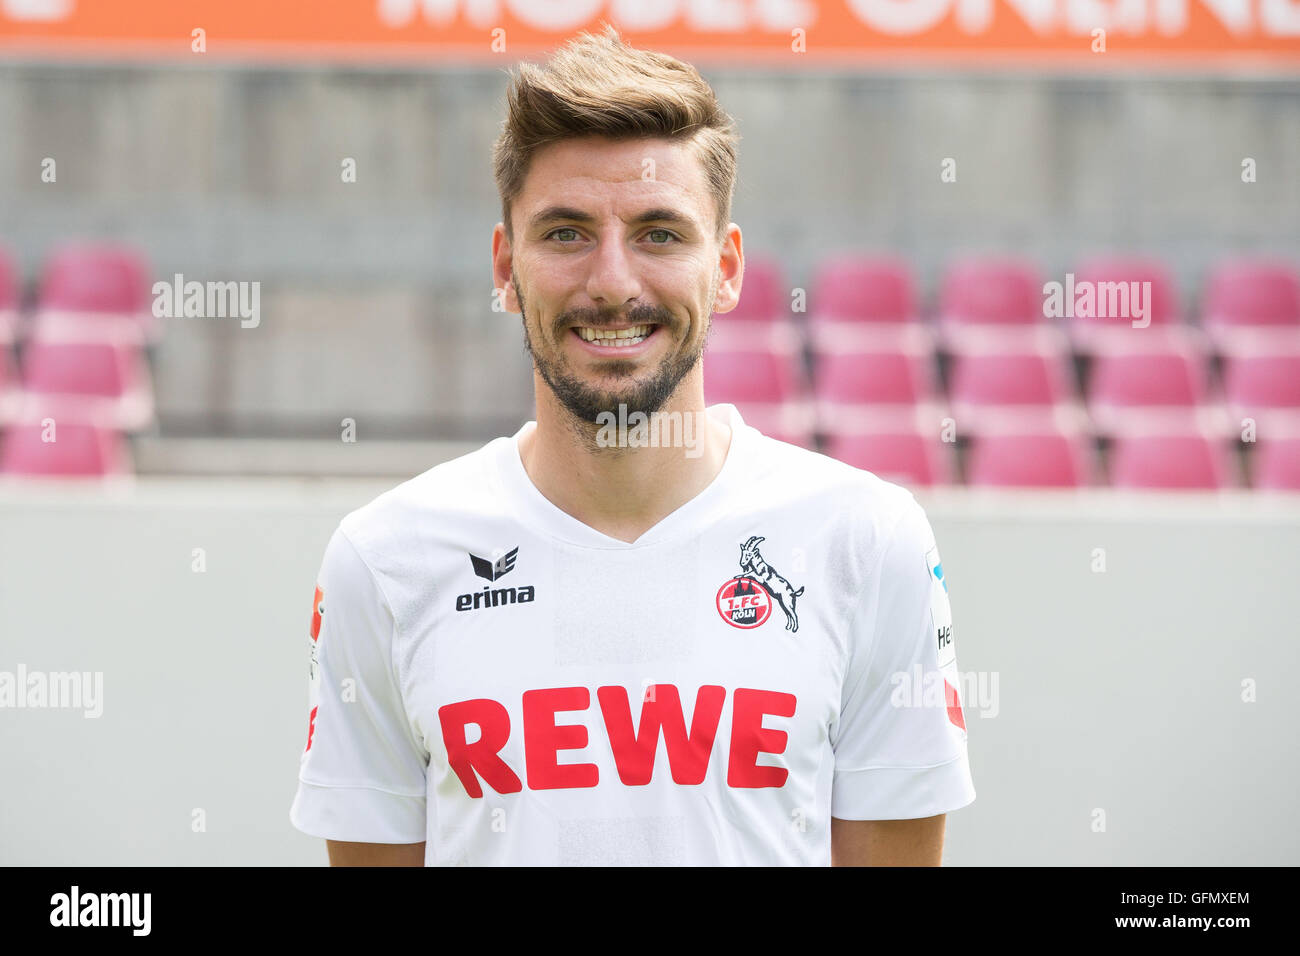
[334,436,509,572]
[746,429,928,544]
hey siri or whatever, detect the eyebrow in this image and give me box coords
[527,206,698,232]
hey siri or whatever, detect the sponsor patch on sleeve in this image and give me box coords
[926,545,965,734]
[304,584,323,753]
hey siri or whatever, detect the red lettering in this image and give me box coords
[727,688,797,788]
[522,687,598,790]
[310,585,323,641]
[597,684,726,785]
[305,705,317,752]
[438,698,523,798]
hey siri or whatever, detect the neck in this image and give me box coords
[517,379,732,544]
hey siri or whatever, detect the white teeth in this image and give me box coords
[575,324,653,345]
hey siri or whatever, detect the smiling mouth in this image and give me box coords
[571,324,658,348]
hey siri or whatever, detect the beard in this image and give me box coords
[515,267,717,426]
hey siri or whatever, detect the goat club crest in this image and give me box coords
[716,535,805,632]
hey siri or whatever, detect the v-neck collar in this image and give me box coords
[494,403,754,550]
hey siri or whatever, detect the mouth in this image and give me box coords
[569,323,660,350]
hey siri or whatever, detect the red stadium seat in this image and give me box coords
[41,243,150,313]
[1109,433,1235,490]
[938,255,1064,354]
[1067,255,1196,355]
[1086,347,1230,437]
[703,347,813,447]
[0,420,129,477]
[1252,437,1300,491]
[1223,354,1300,436]
[811,254,916,324]
[808,254,928,354]
[704,346,800,403]
[1202,258,1300,355]
[0,244,17,348]
[727,256,787,322]
[948,348,1087,435]
[966,431,1095,488]
[0,346,16,424]
[16,340,155,431]
[940,255,1043,326]
[32,242,158,344]
[951,351,1071,405]
[814,347,938,405]
[824,428,955,487]
[812,345,946,434]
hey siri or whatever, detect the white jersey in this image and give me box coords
[289,403,974,865]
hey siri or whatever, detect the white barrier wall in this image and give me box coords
[1,479,1297,865]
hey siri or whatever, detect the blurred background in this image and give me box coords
[1,1,1298,865]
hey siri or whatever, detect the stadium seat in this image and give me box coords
[941,256,1042,325]
[703,346,813,447]
[937,255,1065,353]
[812,344,945,434]
[727,255,787,322]
[966,431,1095,488]
[1252,437,1300,491]
[1067,255,1195,355]
[812,254,916,324]
[1109,433,1235,490]
[1202,258,1300,355]
[808,254,927,353]
[16,340,155,431]
[1223,354,1300,435]
[0,420,129,477]
[948,348,1087,435]
[0,346,16,424]
[0,244,17,348]
[31,242,158,344]
[814,346,938,405]
[710,256,801,352]
[1086,347,1230,437]
[824,427,955,487]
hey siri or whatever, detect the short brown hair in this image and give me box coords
[493,23,739,245]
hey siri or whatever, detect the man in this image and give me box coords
[289,25,974,866]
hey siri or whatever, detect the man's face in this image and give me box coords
[495,136,738,424]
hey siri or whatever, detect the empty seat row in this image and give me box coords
[825,429,1300,491]
[721,253,1300,358]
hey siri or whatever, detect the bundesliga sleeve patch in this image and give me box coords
[926,546,965,735]
[304,584,323,753]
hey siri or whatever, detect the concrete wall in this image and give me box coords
[1,478,1296,865]
[1,65,1297,436]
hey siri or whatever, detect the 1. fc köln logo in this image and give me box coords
[716,535,805,632]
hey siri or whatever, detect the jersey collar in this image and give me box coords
[495,403,754,550]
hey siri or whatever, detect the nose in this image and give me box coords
[585,232,642,312]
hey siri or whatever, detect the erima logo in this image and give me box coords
[470,546,518,581]
[459,546,533,612]
[933,562,947,593]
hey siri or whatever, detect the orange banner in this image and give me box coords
[0,0,1297,68]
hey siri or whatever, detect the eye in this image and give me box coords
[646,229,678,244]
[545,227,581,242]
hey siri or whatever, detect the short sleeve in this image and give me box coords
[289,526,429,844]
[829,495,976,820]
